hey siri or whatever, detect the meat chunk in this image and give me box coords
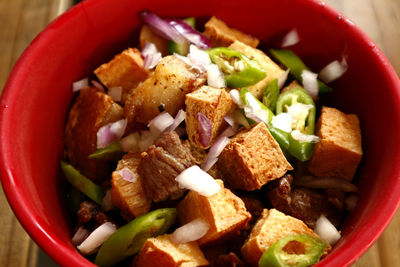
[185,86,235,149]
[137,235,209,267]
[177,180,251,246]
[308,106,362,181]
[77,201,110,230]
[139,131,196,202]
[218,122,293,190]
[64,86,124,181]
[203,16,259,48]
[211,252,246,267]
[111,153,151,219]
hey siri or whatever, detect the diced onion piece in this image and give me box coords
[201,135,230,172]
[175,165,221,196]
[301,70,319,99]
[173,53,192,66]
[96,119,127,149]
[345,194,358,211]
[118,167,138,183]
[91,80,105,91]
[119,132,140,152]
[244,92,271,124]
[101,189,114,211]
[170,218,209,244]
[206,63,226,88]
[72,226,90,246]
[314,215,341,246]
[295,176,358,192]
[281,29,300,47]
[77,222,117,255]
[148,112,175,136]
[167,109,186,132]
[278,69,290,89]
[291,130,320,143]
[138,130,157,152]
[187,45,211,66]
[230,89,244,108]
[108,86,122,102]
[197,112,212,147]
[319,59,348,83]
[72,77,89,92]
[142,42,162,69]
[272,113,293,133]
[225,109,250,129]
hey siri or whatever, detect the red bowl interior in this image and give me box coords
[1,0,400,266]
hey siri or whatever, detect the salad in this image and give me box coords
[62,10,362,267]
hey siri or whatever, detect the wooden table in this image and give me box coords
[0,0,399,266]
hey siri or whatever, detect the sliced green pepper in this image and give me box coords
[259,234,327,267]
[88,141,123,161]
[207,47,266,88]
[95,208,176,267]
[60,161,104,205]
[276,87,317,161]
[270,49,332,93]
[263,78,279,112]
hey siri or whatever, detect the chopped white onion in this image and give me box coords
[301,70,319,99]
[72,226,90,246]
[167,109,186,132]
[187,45,211,66]
[118,167,138,183]
[243,92,270,123]
[281,29,300,47]
[142,42,162,69]
[96,119,127,149]
[201,135,230,172]
[278,69,290,89]
[101,189,114,211]
[170,218,209,244]
[119,132,140,152]
[175,165,221,197]
[295,176,358,192]
[72,77,89,92]
[174,53,192,66]
[148,112,175,136]
[314,215,341,246]
[319,58,348,83]
[138,130,157,152]
[206,63,226,88]
[291,130,320,143]
[91,80,105,91]
[345,194,358,211]
[77,222,117,255]
[230,89,244,108]
[272,113,293,133]
[225,109,250,129]
[108,86,122,102]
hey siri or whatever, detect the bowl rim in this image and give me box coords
[1,0,400,266]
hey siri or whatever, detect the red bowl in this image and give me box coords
[1,0,400,266]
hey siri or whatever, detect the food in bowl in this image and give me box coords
[61,10,362,267]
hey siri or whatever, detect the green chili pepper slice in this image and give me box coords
[276,87,317,161]
[263,78,279,112]
[259,234,327,267]
[207,47,266,88]
[269,49,332,93]
[88,141,124,161]
[95,208,177,267]
[60,161,104,205]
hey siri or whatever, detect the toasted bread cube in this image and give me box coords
[203,16,259,48]
[185,86,235,149]
[281,80,301,94]
[64,87,123,181]
[124,56,206,127]
[94,48,149,103]
[177,180,251,246]
[139,25,168,56]
[241,209,323,266]
[217,123,292,190]
[111,153,151,219]
[308,106,362,181]
[137,235,209,267]
[229,41,285,99]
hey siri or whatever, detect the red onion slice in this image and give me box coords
[101,189,114,211]
[281,29,300,47]
[301,70,319,99]
[77,222,117,255]
[201,135,230,172]
[72,226,90,246]
[295,176,358,192]
[118,167,138,183]
[314,215,341,246]
[175,165,221,197]
[108,86,122,102]
[148,112,175,136]
[318,58,348,83]
[142,42,162,69]
[72,77,89,92]
[167,20,211,49]
[119,132,141,152]
[197,112,212,147]
[166,109,186,132]
[170,218,209,244]
[97,119,127,149]
[278,69,290,89]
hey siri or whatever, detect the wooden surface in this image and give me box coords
[0,0,399,266]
